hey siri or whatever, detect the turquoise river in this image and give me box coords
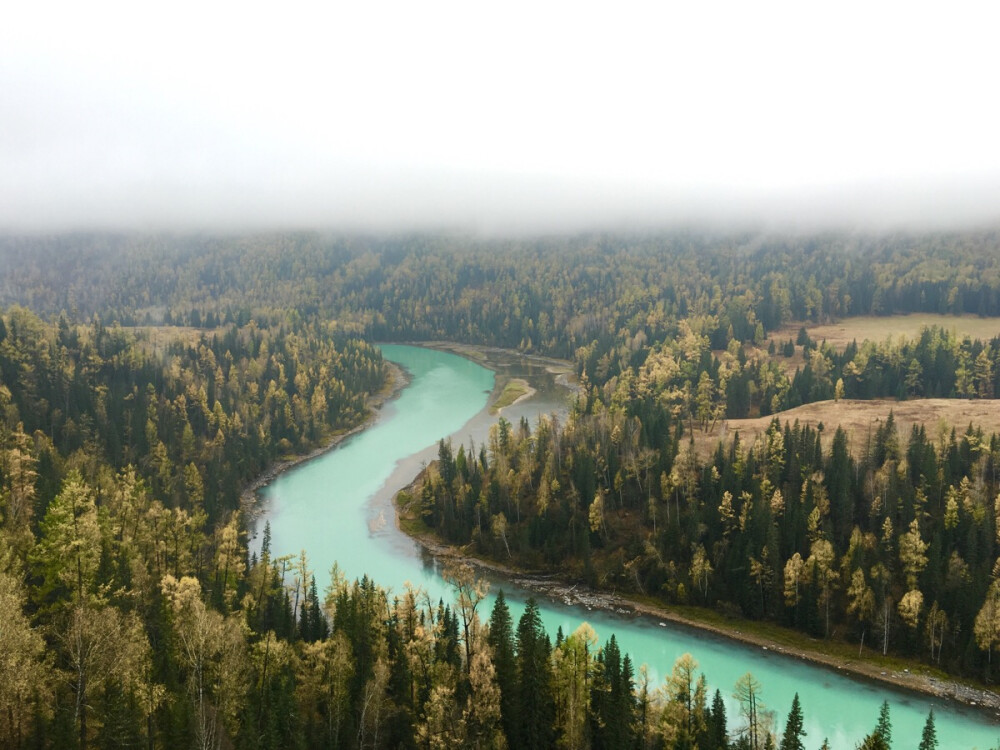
[256,344,1000,749]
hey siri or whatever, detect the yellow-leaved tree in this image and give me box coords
[31,471,101,605]
[162,574,248,750]
[61,602,163,750]
[0,569,52,747]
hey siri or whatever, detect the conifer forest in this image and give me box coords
[4,231,1000,748]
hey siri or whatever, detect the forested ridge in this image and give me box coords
[417,403,1000,670]
[1,230,998,748]
[0,309,390,748]
[4,230,1000,365]
[0,308,384,519]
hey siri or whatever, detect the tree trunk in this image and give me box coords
[825,584,830,638]
[882,600,889,656]
[77,672,87,750]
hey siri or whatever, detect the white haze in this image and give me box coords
[2,0,1000,233]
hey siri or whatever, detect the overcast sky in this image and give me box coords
[3,1,999,233]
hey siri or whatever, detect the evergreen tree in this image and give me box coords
[488,590,517,745]
[778,693,805,750]
[857,734,889,750]
[94,680,143,750]
[918,710,937,750]
[617,654,637,746]
[827,427,853,549]
[515,598,555,750]
[707,688,729,749]
[591,635,636,749]
[873,701,891,748]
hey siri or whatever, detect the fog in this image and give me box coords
[3,1,999,234]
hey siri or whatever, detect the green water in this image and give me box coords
[258,344,1000,749]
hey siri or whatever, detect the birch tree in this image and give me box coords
[296,632,353,749]
[465,634,506,749]
[162,574,248,749]
[443,561,490,674]
[660,653,706,748]
[0,569,51,748]
[62,603,161,750]
[552,623,595,749]
[733,672,771,750]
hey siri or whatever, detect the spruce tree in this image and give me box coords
[95,680,143,750]
[874,701,891,748]
[591,636,636,749]
[488,590,517,745]
[918,710,937,750]
[707,688,728,749]
[516,598,555,750]
[778,693,805,750]
[617,653,637,747]
[593,636,619,747]
[857,734,889,750]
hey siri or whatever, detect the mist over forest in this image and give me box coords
[5,219,1000,749]
[5,0,1000,746]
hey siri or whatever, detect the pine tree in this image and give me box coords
[918,710,937,750]
[31,471,101,606]
[857,734,889,750]
[516,598,554,750]
[874,700,891,748]
[488,590,517,745]
[778,693,805,750]
[707,689,728,749]
[592,635,636,749]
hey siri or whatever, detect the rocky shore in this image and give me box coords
[246,339,1000,722]
[396,475,1000,721]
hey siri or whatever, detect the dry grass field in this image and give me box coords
[112,326,225,360]
[131,325,209,347]
[771,314,1000,352]
[692,398,1000,457]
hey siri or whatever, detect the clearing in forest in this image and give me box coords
[771,313,1000,352]
[125,324,223,343]
[693,398,1000,457]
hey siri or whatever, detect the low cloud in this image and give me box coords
[4,2,1000,235]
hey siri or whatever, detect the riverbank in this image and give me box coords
[240,359,409,527]
[418,340,580,400]
[490,377,535,413]
[394,468,1000,721]
[242,338,572,533]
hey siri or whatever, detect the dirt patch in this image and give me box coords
[124,325,225,352]
[691,398,1000,457]
[772,315,1000,353]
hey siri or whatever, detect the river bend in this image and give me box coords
[257,344,1000,749]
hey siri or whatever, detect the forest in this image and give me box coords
[2,230,1000,748]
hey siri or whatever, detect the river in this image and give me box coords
[256,344,1000,749]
